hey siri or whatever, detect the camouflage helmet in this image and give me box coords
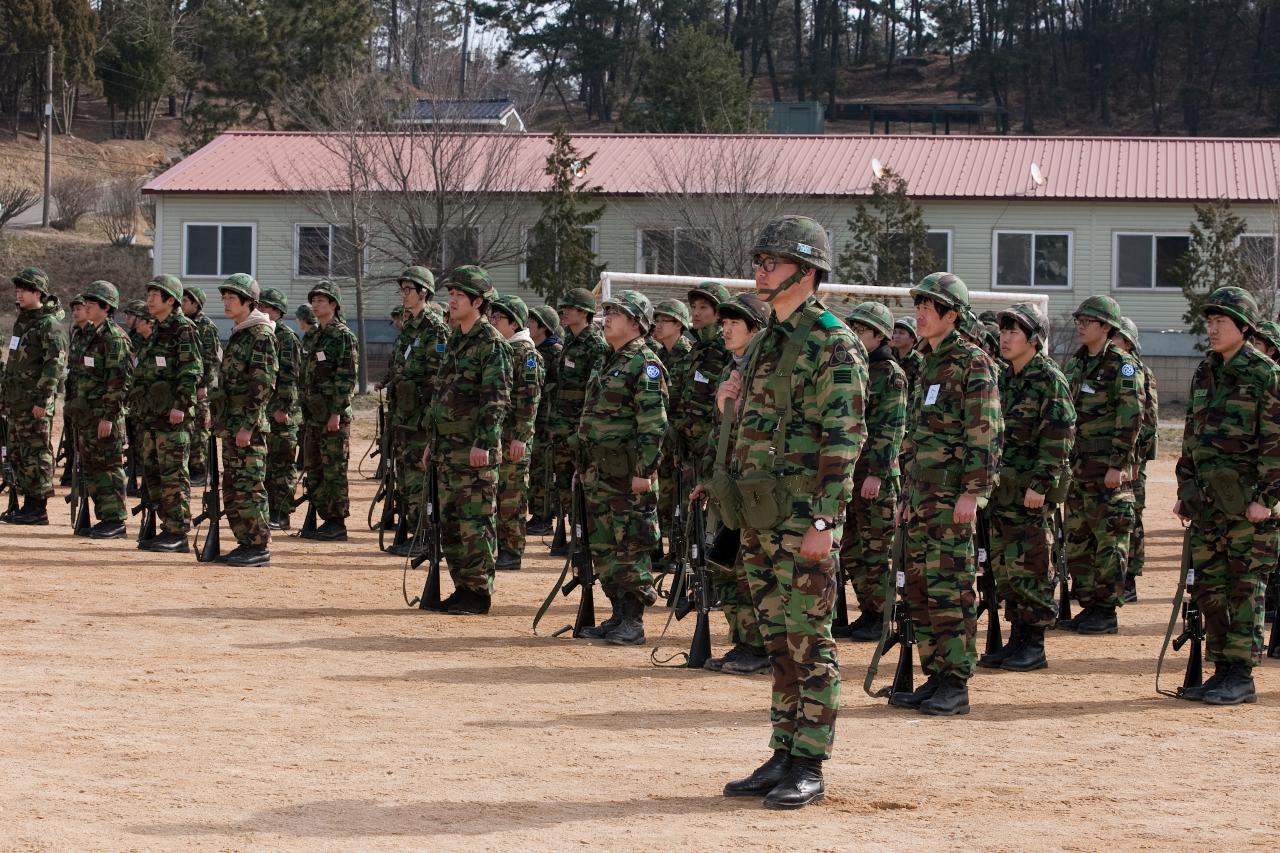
[910,272,969,312]
[80,280,120,310]
[308,279,342,308]
[492,294,530,329]
[1115,317,1141,353]
[69,293,85,308]
[124,298,149,319]
[444,265,493,300]
[397,265,435,294]
[560,287,597,314]
[1072,294,1123,329]
[750,215,831,273]
[997,301,1049,344]
[1255,319,1280,353]
[12,266,50,294]
[653,298,691,328]
[602,289,654,333]
[259,287,287,315]
[716,292,771,329]
[147,273,184,303]
[218,272,259,303]
[295,303,317,325]
[893,315,918,338]
[845,301,895,339]
[530,304,562,335]
[1201,285,1259,331]
[688,281,731,308]
[183,285,207,308]
[978,309,999,324]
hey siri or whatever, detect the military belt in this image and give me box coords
[435,421,472,436]
[1074,437,1112,454]
[912,466,963,488]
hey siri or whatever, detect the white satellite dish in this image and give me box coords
[871,158,885,179]
[1030,161,1045,186]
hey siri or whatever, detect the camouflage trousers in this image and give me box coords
[302,421,350,521]
[140,426,191,535]
[265,425,299,519]
[220,433,270,547]
[8,409,55,498]
[189,398,211,479]
[78,418,127,523]
[497,454,531,556]
[1130,463,1149,577]
[398,430,429,528]
[839,478,898,616]
[527,443,557,521]
[904,492,978,681]
[716,560,764,650]
[582,473,659,598]
[551,429,576,520]
[656,454,677,545]
[436,454,498,595]
[988,500,1057,628]
[1065,477,1134,610]
[741,516,841,762]
[1190,514,1275,668]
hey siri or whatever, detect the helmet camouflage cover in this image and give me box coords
[602,289,654,332]
[717,292,771,329]
[147,273,184,303]
[653,298,691,328]
[1072,294,1123,330]
[259,287,287,315]
[12,265,50,294]
[845,301,895,339]
[493,294,530,328]
[218,272,259,303]
[397,265,435,293]
[1201,285,1259,331]
[750,215,831,273]
[308,279,343,308]
[560,287,597,313]
[80,280,120,310]
[998,301,1049,344]
[183,285,207,307]
[444,265,493,299]
[910,271,969,312]
[688,280,731,307]
[530,304,562,335]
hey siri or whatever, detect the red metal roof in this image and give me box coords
[144,131,1280,202]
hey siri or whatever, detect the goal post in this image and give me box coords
[597,271,1051,334]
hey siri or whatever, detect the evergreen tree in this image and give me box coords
[523,127,606,306]
[54,0,96,133]
[1177,199,1249,344]
[622,26,762,133]
[836,169,934,287]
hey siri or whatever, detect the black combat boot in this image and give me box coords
[495,549,522,571]
[579,594,623,640]
[1076,606,1118,635]
[549,515,568,557]
[1056,606,1093,632]
[722,646,771,675]
[1202,663,1258,705]
[1178,662,1228,702]
[919,675,970,716]
[848,610,886,642]
[889,674,940,709]
[1124,575,1138,603]
[604,595,646,646]
[978,623,1022,668]
[723,749,792,797]
[763,757,825,809]
[225,545,271,567]
[7,496,48,525]
[145,531,190,553]
[89,519,126,539]
[312,519,348,542]
[704,643,746,672]
[1001,625,1047,671]
[447,587,492,616]
[526,515,552,536]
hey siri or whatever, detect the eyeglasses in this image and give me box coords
[602,307,625,318]
[751,255,780,273]
[1074,317,1099,327]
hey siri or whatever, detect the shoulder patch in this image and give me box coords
[1120,362,1136,378]
[525,355,537,370]
[817,311,842,331]
[644,362,661,380]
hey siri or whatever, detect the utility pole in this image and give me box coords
[41,45,53,228]
[459,1,470,99]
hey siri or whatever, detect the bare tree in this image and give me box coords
[0,181,40,231]
[50,172,101,231]
[1239,200,1280,322]
[97,178,142,247]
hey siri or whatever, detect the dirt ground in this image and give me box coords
[4,414,1280,852]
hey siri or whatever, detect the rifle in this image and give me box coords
[64,429,91,536]
[1267,561,1280,659]
[865,511,915,700]
[672,498,713,668]
[832,567,850,633]
[365,395,387,480]
[665,461,690,609]
[1156,527,1203,697]
[125,423,140,497]
[407,462,443,610]
[192,434,222,563]
[538,438,557,523]
[1052,505,1071,625]
[1,419,21,518]
[975,506,1002,656]
[131,480,157,545]
[533,477,597,637]
[292,427,318,538]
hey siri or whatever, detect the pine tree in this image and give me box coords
[836,169,934,287]
[53,0,95,132]
[523,127,606,306]
[1177,200,1248,344]
[622,26,763,133]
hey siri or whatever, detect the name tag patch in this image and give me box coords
[924,384,940,405]
[155,356,167,367]
[694,370,709,384]
[1082,382,1096,394]
[8,336,18,351]
[84,356,95,367]
[316,351,327,362]
[565,359,575,368]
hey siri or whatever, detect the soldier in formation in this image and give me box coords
[490,294,544,571]
[1113,317,1158,602]
[183,286,221,487]
[525,305,562,535]
[258,288,302,530]
[60,294,90,487]
[648,299,693,558]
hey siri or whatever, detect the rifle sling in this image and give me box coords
[863,521,905,699]
[1155,526,1194,698]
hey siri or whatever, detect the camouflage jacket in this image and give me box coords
[502,331,544,447]
[1176,345,1280,518]
[190,311,221,392]
[389,308,450,432]
[578,335,668,482]
[549,323,609,435]
[657,334,693,374]
[127,328,146,366]
[217,312,278,437]
[997,350,1075,499]
[268,321,302,429]
[2,300,68,416]
[65,323,94,399]
[856,343,908,480]
[128,310,202,430]
[1064,340,1143,476]
[534,335,562,430]
[69,319,131,426]
[895,346,925,410]
[902,329,1002,498]
[732,296,867,521]
[673,325,729,460]
[1136,358,1159,462]
[299,318,358,425]
[426,317,511,462]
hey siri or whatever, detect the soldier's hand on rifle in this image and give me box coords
[168,408,185,426]
[1247,501,1270,523]
[716,370,742,414]
[272,410,287,424]
[32,405,45,419]
[235,428,252,449]
[325,414,340,433]
[954,493,978,525]
[507,439,526,463]
[860,475,882,500]
[631,475,652,495]
[799,520,833,560]
[197,386,207,401]
[97,419,112,440]
[1172,500,1187,520]
[1104,467,1124,489]
[1023,488,1046,510]
[690,482,707,501]
[469,447,489,467]
[421,446,431,467]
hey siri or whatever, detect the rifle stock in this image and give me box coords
[976,507,1002,655]
[866,514,915,700]
[64,429,91,535]
[409,464,444,610]
[1053,505,1071,624]
[193,435,222,563]
[665,461,689,610]
[673,499,713,668]
[1,422,19,517]
[561,479,597,637]
[132,482,157,545]
[292,427,318,537]
[1172,593,1204,692]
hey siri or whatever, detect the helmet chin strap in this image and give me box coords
[757,267,808,303]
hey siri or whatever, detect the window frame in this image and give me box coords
[1111,231,1192,290]
[293,223,368,280]
[182,222,257,279]
[634,226,713,276]
[991,229,1074,290]
[519,224,598,282]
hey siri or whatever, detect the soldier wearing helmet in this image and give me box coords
[182,285,221,487]
[61,293,93,488]
[1059,294,1145,636]
[210,273,278,566]
[64,280,133,539]
[125,273,203,552]
[978,302,1075,673]
[1172,286,1280,705]
[257,287,302,532]
[547,286,610,556]
[1111,317,1158,602]
[525,304,564,536]
[888,272,1001,717]
[0,266,68,525]
[720,216,865,809]
[298,279,359,542]
[836,302,905,644]
[421,266,513,615]
[649,298,694,560]
[890,315,923,403]
[572,289,669,646]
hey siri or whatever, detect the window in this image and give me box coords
[637,228,711,276]
[520,225,598,282]
[184,223,254,277]
[425,226,480,271]
[993,231,1071,288]
[878,229,952,283]
[1112,233,1190,289]
[295,224,364,278]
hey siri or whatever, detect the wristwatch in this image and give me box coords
[811,517,833,532]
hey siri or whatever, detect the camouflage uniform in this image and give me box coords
[1,268,68,522]
[185,287,221,482]
[493,295,544,561]
[1116,318,1158,582]
[528,305,563,525]
[1176,288,1280,704]
[1063,296,1144,626]
[425,267,512,601]
[62,300,91,485]
[259,288,302,527]
[893,316,925,409]
[548,289,610,521]
[212,275,278,552]
[673,282,730,479]
[652,299,694,547]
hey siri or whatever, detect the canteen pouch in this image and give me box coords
[1204,469,1248,517]
[1046,473,1071,505]
[206,388,227,425]
[589,445,634,479]
[395,380,418,418]
[736,468,791,530]
[304,394,328,422]
[706,470,743,530]
[1177,478,1205,518]
[148,382,171,418]
[62,396,89,424]
[993,469,1021,505]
